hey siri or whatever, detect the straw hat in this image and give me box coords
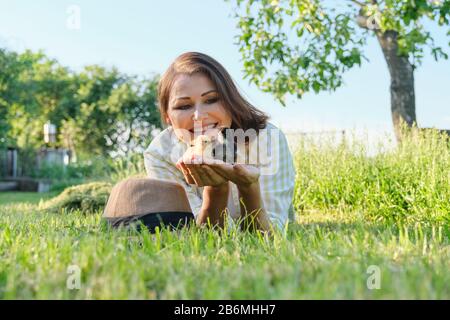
[103,178,194,232]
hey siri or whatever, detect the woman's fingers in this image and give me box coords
[200,164,228,186]
[196,165,216,186]
[203,160,235,180]
[177,155,234,187]
[178,161,196,184]
[205,161,260,185]
[177,156,207,186]
[179,159,229,187]
[185,163,206,186]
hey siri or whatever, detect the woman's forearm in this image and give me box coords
[237,182,272,232]
[196,182,230,227]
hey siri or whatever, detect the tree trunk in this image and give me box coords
[376,30,416,142]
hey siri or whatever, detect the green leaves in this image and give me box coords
[0,48,161,157]
[377,0,450,63]
[231,0,367,103]
[431,46,449,60]
[229,0,450,102]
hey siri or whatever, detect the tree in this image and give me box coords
[229,0,450,140]
[60,66,160,158]
[10,51,76,150]
[0,48,161,160]
[0,49,13,148]
[103,76,161,157]
[0,49,78,174]
[0,48,25,148]
[62,65,126,157]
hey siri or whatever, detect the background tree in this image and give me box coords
[62,65,126,157]
[229,0,450,140]
[59,66,160,158]
[0,48,161,164]
[103,76,161,157]
[8,51,75,150]
[0,48,27,148]
[0,49,14,148]
[1,49,80,174]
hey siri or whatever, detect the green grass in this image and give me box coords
[0,205,448,299]
[0,127,449,299]
[0,191,59,205]
[293,128,450,224]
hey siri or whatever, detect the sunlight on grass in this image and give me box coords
[0,127,449,299]
[0,204,448,299]
[0,192,59,205]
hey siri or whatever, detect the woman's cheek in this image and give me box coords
[170,111,189,129]
[181,112,194,129]
[218,105,232,123]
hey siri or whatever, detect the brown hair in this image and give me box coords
[158,52,269,131]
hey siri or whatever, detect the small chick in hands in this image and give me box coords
[188,134,217,160]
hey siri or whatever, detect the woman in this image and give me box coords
[143,52,296,232]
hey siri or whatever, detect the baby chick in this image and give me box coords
[184,128,236,163]
[184,134,217,160]
[188,134,217,160]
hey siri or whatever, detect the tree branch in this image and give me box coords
[349,0,367,7]
[350,0,379,8]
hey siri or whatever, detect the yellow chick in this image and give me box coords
[186,134,217,160]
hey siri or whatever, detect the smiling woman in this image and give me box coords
[143,52,296,232]
[166,73,232,139]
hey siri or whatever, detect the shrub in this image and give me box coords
[32,156,113,181]
[40,181,113,214]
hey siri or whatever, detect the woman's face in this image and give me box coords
[166,73,232,143]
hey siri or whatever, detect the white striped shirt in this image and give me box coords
[143,122,296,230]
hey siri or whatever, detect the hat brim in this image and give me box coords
[105,211,195,233]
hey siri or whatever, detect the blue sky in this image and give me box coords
[1,0,449,134]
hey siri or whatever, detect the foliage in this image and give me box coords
[33,151,149,214]
[39,181,112,214]
[1,133,449,298]
[229,0,450,104]
[32,156,112,180]
[2,50,76,150]
[27,152,147,191]
[109,152,147,183]
[0,48,21,147]
[59,66,161,157]
[293,125,450,224]
[28,155,114,192]
[0,48,161,156]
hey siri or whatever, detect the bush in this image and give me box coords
[40,181,113,214]
[32,156,113,181]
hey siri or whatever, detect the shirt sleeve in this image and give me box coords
[258,128,296,231]
[143,149,203,218]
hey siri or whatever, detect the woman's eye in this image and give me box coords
[205,98,219,104]
[174,98,218,110]
[175,105,191,110]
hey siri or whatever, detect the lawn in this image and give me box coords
[0,201,448,299]
[0,128,449,299]
[0,191,59,205]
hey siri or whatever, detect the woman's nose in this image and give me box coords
[193,106,207,121]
